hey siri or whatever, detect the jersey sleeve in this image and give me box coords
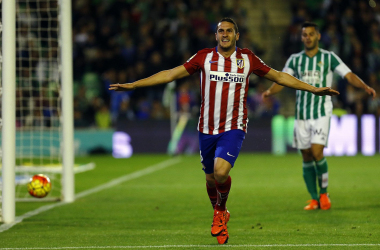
[183,52,203,75]
[330,52,351,78]
[282,55,295,76]
[249,54,271,77]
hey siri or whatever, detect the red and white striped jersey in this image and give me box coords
[183,47,270,135]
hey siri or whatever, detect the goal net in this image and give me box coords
[0,0,62,207]
[0,0,92,222]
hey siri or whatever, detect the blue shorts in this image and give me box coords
[199,129,246,174]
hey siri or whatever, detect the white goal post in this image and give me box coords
[1,0,74,224]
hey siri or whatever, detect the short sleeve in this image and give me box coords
[250,54,271,77]
[282,55,295,76]
[183,53,202,75]
[330,52,351,78]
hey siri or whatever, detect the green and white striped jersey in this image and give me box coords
[283,49,351,120]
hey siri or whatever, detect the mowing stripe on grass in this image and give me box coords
[1,244,380,249]
[0,157,182,233]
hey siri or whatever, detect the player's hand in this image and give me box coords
[365,86,377,99]
[109,83,135,91]
[261,90,271,99]
[313,87,340,96]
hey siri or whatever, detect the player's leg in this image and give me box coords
[199,132,218,209]
[211,158,232,244]
[294,120,318,209]
[301,148,319,210]
[213,129,245,212]
[212,130,245,244]
[310,116,331,210]
[310,143,331,209]
[199,132,228,242]
[311,143,327,193]
[210,159,233,241]
[214,157,232,211]
[205,173,217,209]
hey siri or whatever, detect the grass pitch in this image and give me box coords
[1,153,380,249]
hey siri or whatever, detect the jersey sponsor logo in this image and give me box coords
[209,71,245,83]
[301,70,321,84]
[236,58,245,69]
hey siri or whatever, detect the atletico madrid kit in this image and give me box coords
[183,47,270,171]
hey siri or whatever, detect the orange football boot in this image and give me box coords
[216,210,230,244]
[319,193,331,210]
[216,227,229,244]
[224,210,230,224]
[304,199,319,210]
[211,209,227,236]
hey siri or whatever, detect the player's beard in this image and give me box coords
[304,39,318,51]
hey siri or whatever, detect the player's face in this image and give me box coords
[215,21,240,51]
[301,26,320,51]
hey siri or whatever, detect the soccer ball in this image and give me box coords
[27,174,52,198]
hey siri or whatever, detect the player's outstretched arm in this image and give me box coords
[263,68,340,96]
[345,72,376,99]
[109,65,190,91]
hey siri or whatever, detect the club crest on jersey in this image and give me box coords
[236,58,245,69]
[317,61,324,68]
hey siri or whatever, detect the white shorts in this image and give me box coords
[292,116,330,149]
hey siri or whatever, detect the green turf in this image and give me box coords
[1,153,380,249]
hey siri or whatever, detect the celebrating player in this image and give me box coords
[262,22,376,211]
[110,18,339,244]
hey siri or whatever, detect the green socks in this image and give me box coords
[302,161,318,200]
[303,158,329,201]
[316,157,328,194]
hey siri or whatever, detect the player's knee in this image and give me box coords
[205,175,216,187]
[312,151,324,161]
[214,169,229,183]
[301,149,313,161]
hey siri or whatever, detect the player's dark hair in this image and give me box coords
[216,17,239,34]
[302,22,319,32]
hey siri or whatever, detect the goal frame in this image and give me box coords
[1,0,74,224]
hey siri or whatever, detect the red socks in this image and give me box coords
[206,183,217,209]
[215,176,231,211]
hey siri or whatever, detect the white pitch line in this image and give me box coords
[1,244,380,249]
[0,157,182,233]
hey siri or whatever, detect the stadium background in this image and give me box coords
[68,0,378,153]
[2,1,380,248]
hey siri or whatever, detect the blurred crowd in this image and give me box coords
[71,0,262,128]
[13,0,380,130]
[284,0,380,116]
[15,1,61,128]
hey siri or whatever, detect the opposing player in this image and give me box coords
[262,22,376,210]
[110,18,339,244]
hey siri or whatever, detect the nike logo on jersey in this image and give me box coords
[227,152,235,157]
[209,60,218,64]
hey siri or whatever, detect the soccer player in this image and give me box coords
[262,22,376,211]
[109,18,339,244]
